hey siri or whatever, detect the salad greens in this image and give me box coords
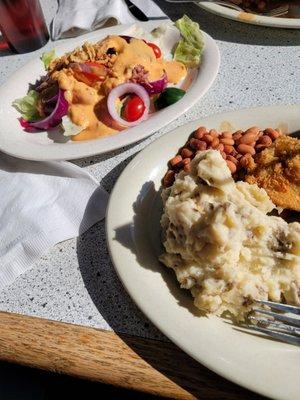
[12,90,39,121]
[174,15,204,68]
[41,49,56,70]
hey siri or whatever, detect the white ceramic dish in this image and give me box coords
[106,104,300,400]
[0,21,219,161]
[198,2,300,29]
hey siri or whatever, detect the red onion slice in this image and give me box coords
[22,89,68,130]
[107,83,150,127]
[142,73,167,95]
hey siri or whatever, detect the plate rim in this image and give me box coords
[106,103,300,400]
[0,21,220,161]
[198,2,300,29]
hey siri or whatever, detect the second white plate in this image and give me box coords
[198,2,300,29]
[0,21,219,161]
[106,104,300,400]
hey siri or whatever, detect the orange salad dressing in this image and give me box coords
[56,35,187,141]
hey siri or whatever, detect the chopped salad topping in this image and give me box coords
[13,16,204,141]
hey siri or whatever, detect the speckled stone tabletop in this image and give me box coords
[0,0,299,340]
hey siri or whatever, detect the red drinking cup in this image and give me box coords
[0,0,49,54]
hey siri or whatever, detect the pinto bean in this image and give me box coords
[221,131,233,138]
[239,131,258,145]
[181,147,194,158]
[220,137,235,146]
[209,129,219,138]
[195,126,207,135]
[203,134,214,143]
[226,160,237,173]
[169,155,182,168]
[232,130,243,141]
[177,157,191,169]
[255,143,268,152]
[237,144,256,155]
[163,170,175,187]
[189,138,207,151]
[226,155,238,165]
[245,126,260,136]
[258,135,272,146]
[223,144,235,154]
[194,126,207,139]
[211,137,220,148]
[220,151,227,160]
[184,163,191,173]
[264,127,281,140]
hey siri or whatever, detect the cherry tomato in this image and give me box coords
[122,95,145,122]
[72,70,103,86]
[147,42,162,59]
[84,61,105,67]
[84,61,107,76]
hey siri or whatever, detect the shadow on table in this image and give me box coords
[154,0,300,46]
[77,178,267,400]
[71,135,145,172]
[118,332,267,400]
[0,360,160,400]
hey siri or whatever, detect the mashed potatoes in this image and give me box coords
[159,150,300,320]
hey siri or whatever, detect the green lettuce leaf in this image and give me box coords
[12,90,40,121]
[174,15,204,68]
[41,49,55,70]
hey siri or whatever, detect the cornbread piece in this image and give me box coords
[160,150,300,321]
[245,135,300,211]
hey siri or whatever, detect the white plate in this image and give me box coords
[0,21,219,161]
[106,104,300,400]
[198,2,300,29]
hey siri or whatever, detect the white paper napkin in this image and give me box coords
[0,153,108,289]
[52,0,167,40]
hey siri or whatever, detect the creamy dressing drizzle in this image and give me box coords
[55,35,187,141]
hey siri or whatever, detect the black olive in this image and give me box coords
[107,47,116,55]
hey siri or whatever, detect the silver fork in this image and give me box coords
[246,300,300,347]
[246,4,290,17]
[248,4,289,17]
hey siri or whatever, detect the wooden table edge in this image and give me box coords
[0,311,265,399]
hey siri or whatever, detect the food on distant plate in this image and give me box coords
[13,15,204,142]
[231,0,288,14]
[159,150,300,320]
[245,135,300,211]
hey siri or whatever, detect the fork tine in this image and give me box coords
[267,6,289,17]
[253,308,300,328]
[255,300,300,315]
[246,324,300,346]
[249,316,300,337]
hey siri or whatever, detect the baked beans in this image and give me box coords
[163,126,282,187]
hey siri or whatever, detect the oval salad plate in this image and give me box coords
[0,20,219,161]
[106,104,300,400]
[198,2,300,29]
